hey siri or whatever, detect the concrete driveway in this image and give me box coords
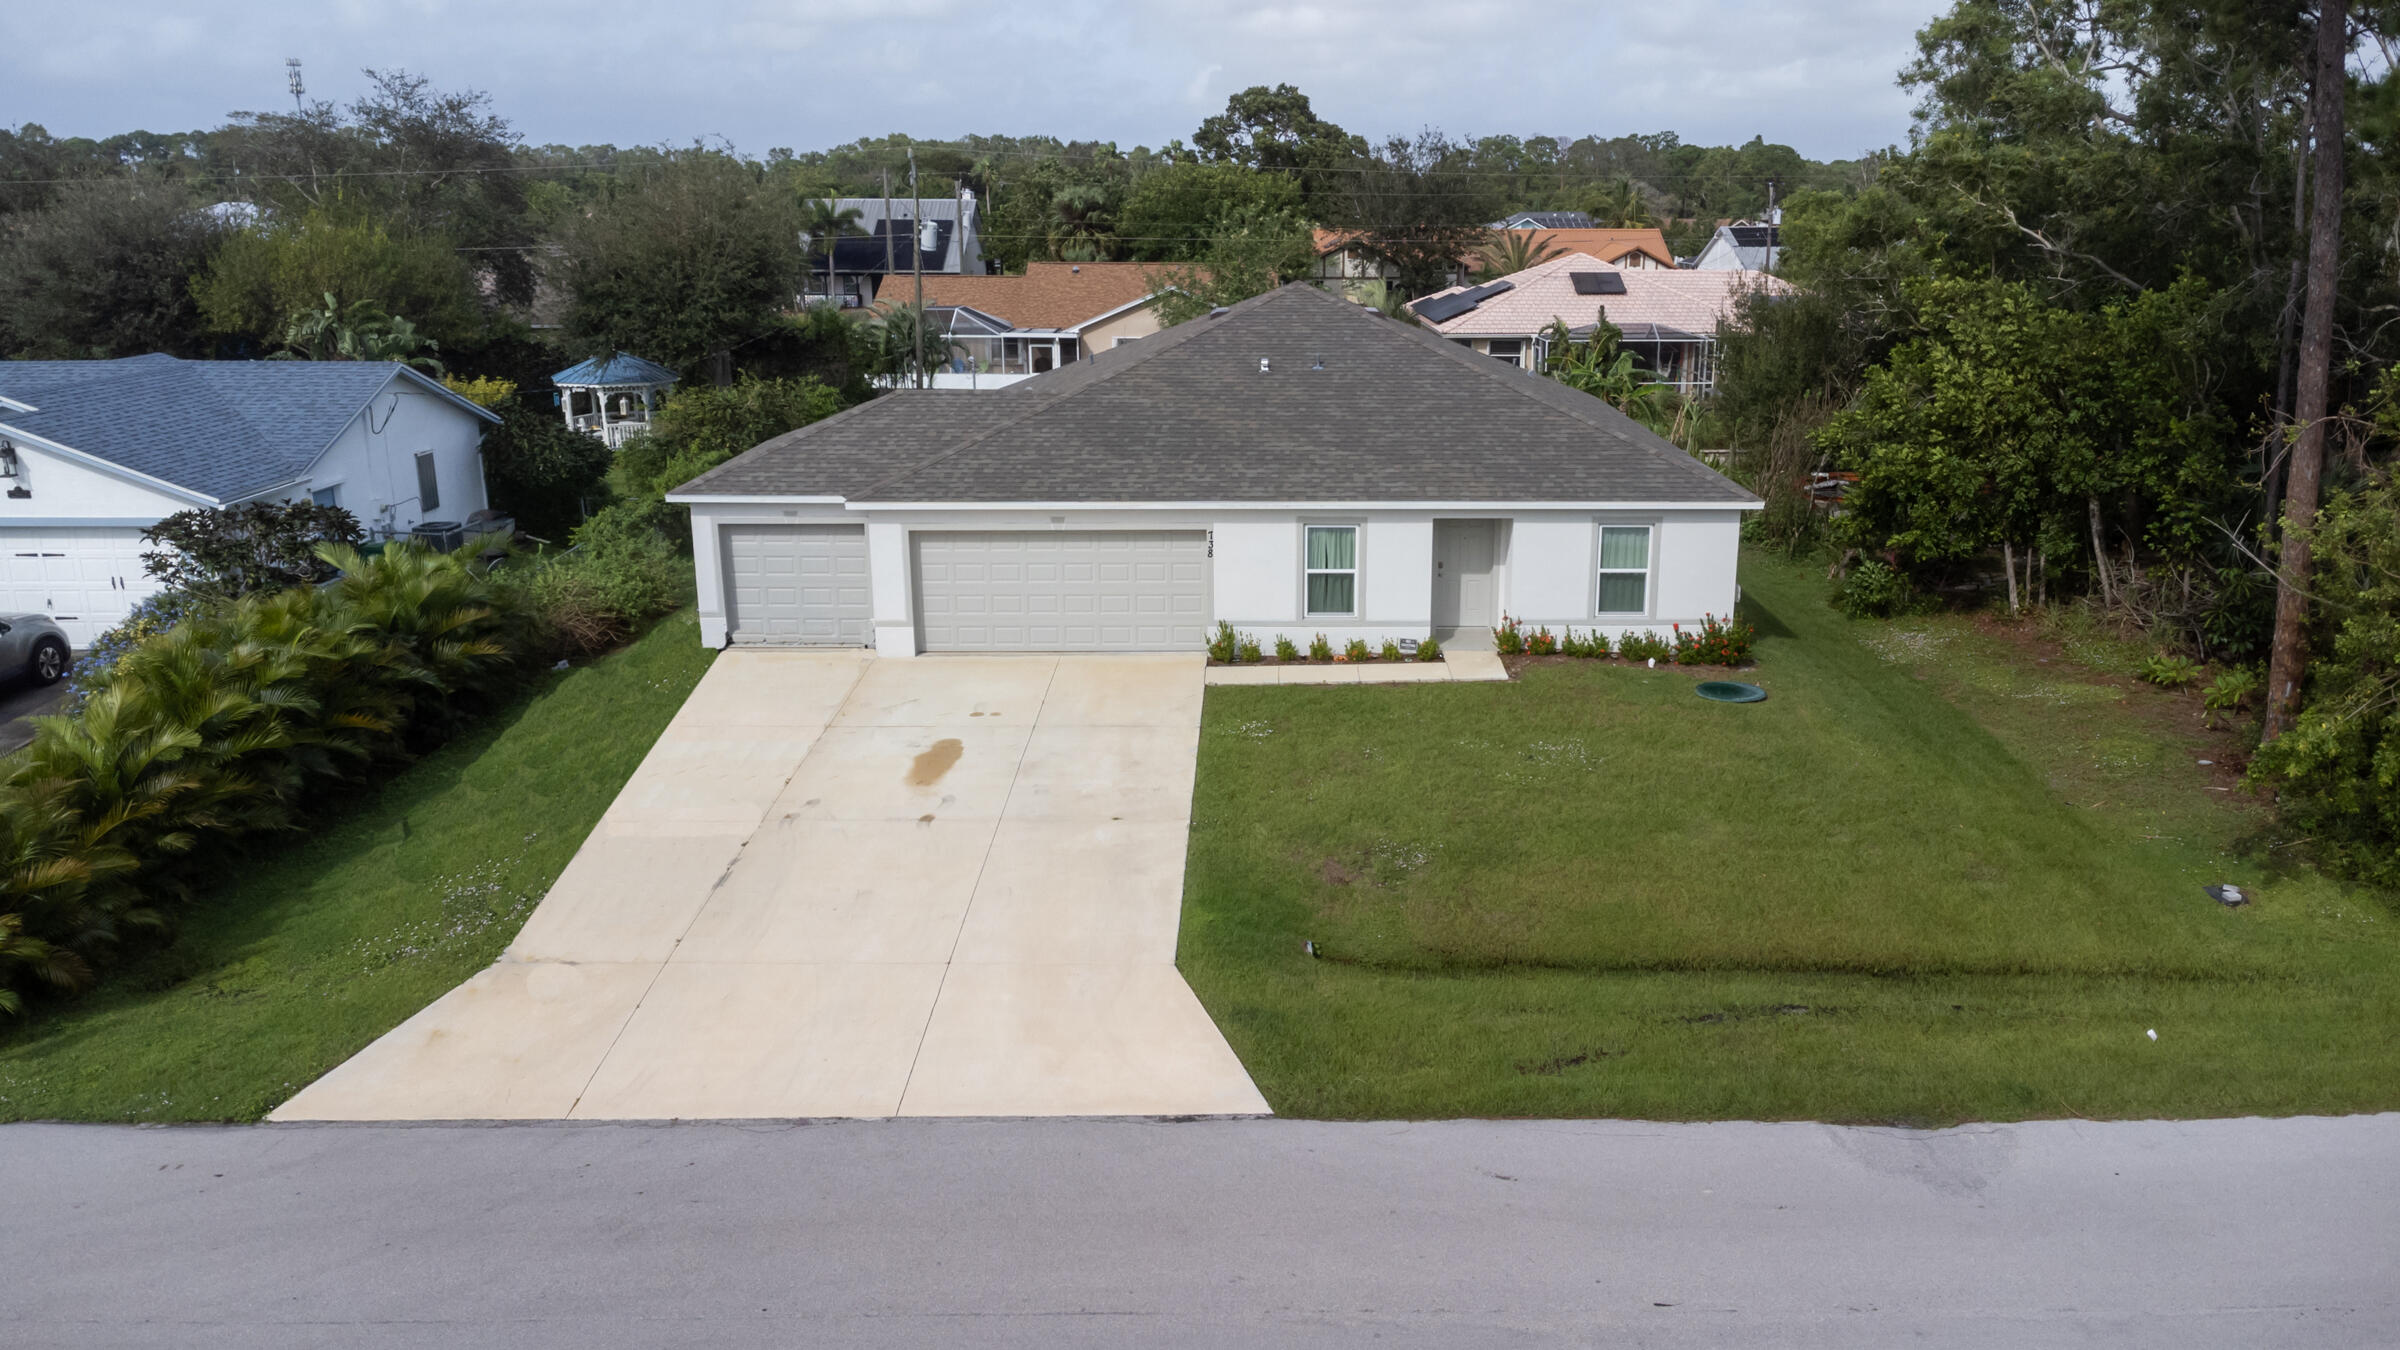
[273,650,1267,1121]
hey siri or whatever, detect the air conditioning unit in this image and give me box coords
[410,520,465,552]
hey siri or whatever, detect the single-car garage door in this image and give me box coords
[915,530,1210,651]
[721,523,870,644]
[1,527,164,648]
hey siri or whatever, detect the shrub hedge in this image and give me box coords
[0,527,685,1014]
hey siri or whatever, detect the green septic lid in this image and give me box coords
[1695,681,1767,703]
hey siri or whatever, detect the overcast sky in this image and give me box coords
[6,1,1940,162]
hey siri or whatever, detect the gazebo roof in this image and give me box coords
[552,352,680,388]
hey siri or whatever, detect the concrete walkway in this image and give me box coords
[273,650,1267,1121]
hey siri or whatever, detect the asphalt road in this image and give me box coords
[5,1114,2393,1348]
[0,673,66,752]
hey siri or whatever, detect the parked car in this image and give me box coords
[0,613,72,685]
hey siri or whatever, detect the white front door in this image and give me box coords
[1432,520,1498,629]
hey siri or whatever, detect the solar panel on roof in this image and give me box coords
[1569,272,1627,295]
[1409,279,1516,323]
[1410,292,1481,323]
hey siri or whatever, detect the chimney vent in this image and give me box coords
[1259,358,1271,374]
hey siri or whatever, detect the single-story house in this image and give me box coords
[910,262,1177,380]
[1691,220,1781,272]
[1411,252,1793,393]
[0,356,500,644]
[803,189,987,309]
[666,283,1758,655]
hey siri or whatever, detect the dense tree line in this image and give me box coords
[1710,0,2400,878]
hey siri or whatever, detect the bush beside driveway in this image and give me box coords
[0,613,716,1123]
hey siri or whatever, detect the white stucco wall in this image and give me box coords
[276,382,489,536]
[1504,510,1745,639]
[0,435,199,525]
[678,502,1752,654]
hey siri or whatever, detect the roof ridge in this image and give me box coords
[677,388,958,495]
[1361,289,1754,500]
[843,285,1307,500]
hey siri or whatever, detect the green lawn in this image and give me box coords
[0,612,715,1123]
[1180,551,2400,1123]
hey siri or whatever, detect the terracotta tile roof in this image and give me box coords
[907,261,1171,331]
[1315,226,1674,270]
[1508,228,1676,267]
[1416,252,1794,339]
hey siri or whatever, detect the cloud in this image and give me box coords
[1,0,1940,159]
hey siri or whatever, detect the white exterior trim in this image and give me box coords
[672,494,1761,513]
[0,420,222,507]
[681,501,1746,656]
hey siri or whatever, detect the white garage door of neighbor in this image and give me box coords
[721,523,871,644]
[0,527,163,648]
[914,530,1211,651]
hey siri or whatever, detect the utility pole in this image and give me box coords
[910,147,926,388]
[285,58,305,111]
[2264,0,2349,742]
[881,168,895,282]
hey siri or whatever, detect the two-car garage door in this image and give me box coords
[915,530,1209,651]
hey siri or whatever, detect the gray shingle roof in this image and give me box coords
[674,283,1758,507]
[0,355,498,502]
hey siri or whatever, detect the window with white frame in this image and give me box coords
[1596,525,1651,614]
[1305,525,1358,617]
[310,485,341,508]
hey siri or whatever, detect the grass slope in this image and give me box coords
[0,612,714,1123]
[1180,553,2399,1123]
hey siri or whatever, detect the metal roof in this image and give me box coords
[551,352,681,388]
[674,283,1757,507]
[0,355,498,503]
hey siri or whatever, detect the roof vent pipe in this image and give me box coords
[1260,358,1271,374]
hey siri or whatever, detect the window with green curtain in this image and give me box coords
[1597,525,1650,614]
[1306,525,1357,615]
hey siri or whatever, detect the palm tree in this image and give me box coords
[797,199,865,300]
[1475,231,1563,280]
[1047,184,1118,260]
[1584,176,1659,229]
[1539,318,1681,437]
[864,302,961,389]
[275,293,444,373]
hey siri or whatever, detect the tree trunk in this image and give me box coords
[2036,548,2047,609]
[2266,126,2311,537]
[2265,0,2348,742]
[2003,540,2020,614]
[2089,496,2115,608]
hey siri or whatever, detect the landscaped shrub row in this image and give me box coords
[1494,614,1756,666]
[0,523,687,1015]
[1208,623,1444,664]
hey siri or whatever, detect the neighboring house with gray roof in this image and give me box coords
[803,190,988,310]
[0,355,500,644]
[1691,221,1782,272]
[667,283,1758,654]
